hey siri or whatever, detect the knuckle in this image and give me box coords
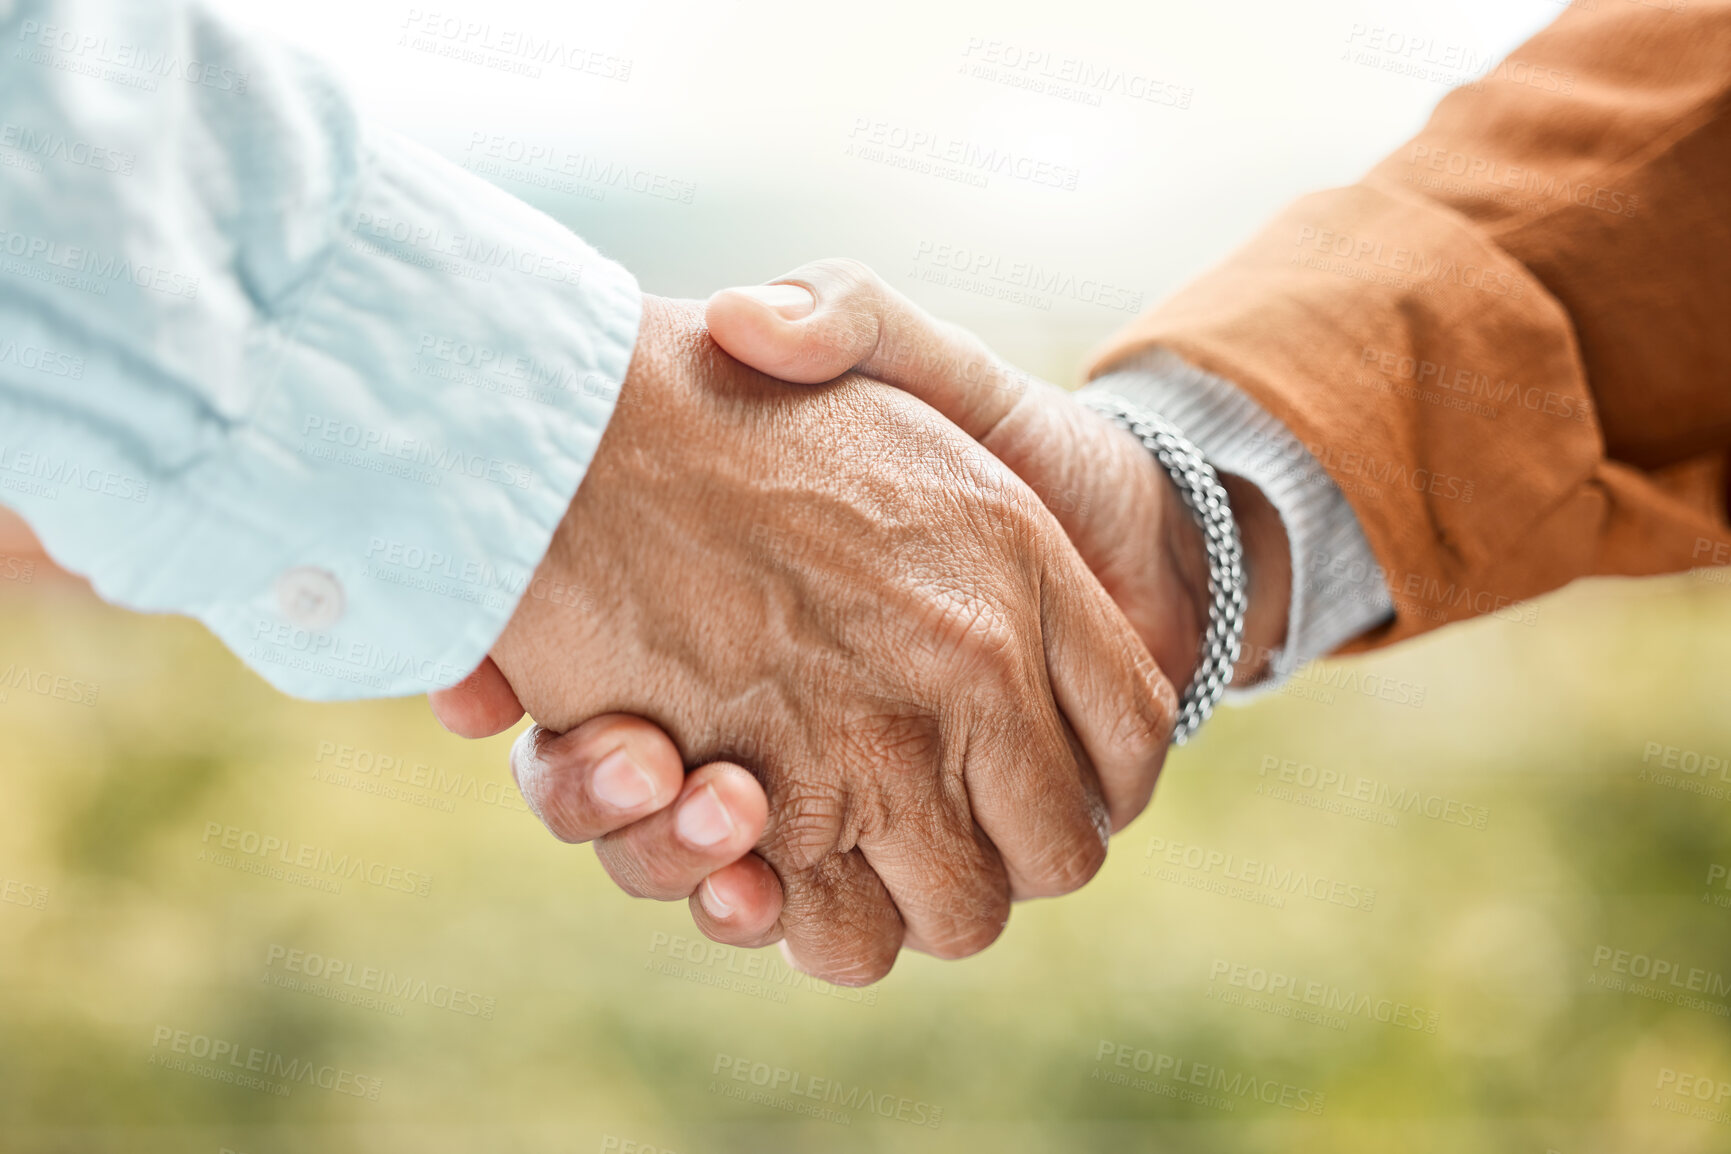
[814,256,884,299]
[974,480,1065,566]
[537,785,595,844]
[701,920,780,951]
[593,846,656,898]
[840,711,941,781]
[874,826,1009,961]
[512,756,592,844]
[1114,647,1178,762]
[798,257,888,360]
[507,727,546,798]
[595,839,686,900]
[779,854,903,986]
[1020,832,1109,899]
[915,584,1028,686]
[996,477,1051,528]
[760,788,845,875]
[801,931,900,987]
[915,904,1008,960]
[811,956,895,988]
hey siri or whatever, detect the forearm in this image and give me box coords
[1088,2,1731,653]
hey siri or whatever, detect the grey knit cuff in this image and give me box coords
[1080,348,1393,696]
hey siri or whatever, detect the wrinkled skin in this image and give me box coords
[484,295,1176,985]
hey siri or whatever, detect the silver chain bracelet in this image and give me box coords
[1083,393,1248,745]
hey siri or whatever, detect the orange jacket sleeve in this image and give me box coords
[1090,1,1731,651]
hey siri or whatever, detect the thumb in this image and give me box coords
[705,258,1034,441]
[428,655,525,739]
[704,280,838,383]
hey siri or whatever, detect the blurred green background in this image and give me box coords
[8,0,1731,1150]
[5,512,1731,1154]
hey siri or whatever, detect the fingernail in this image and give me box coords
[590,749,656,812]
[676,783,737,847]
[699,876,734,920]
[732,283,815,320]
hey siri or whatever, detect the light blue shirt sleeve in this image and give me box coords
[0,0,642,699]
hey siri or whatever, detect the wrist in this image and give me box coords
[1155,471,1291,694]
[1220,475,1291,684]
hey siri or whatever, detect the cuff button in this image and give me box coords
[276,566,345,631]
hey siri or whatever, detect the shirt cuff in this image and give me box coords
[123,132,639,700]
[1081,348,1393,695]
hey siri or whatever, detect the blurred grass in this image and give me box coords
[3,570,1731,1154]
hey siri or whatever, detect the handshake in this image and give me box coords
[430,259,1291,986]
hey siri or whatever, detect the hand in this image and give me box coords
[504,263,1294,954]
[436,294,1175,985]
[705,259,1294,689]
